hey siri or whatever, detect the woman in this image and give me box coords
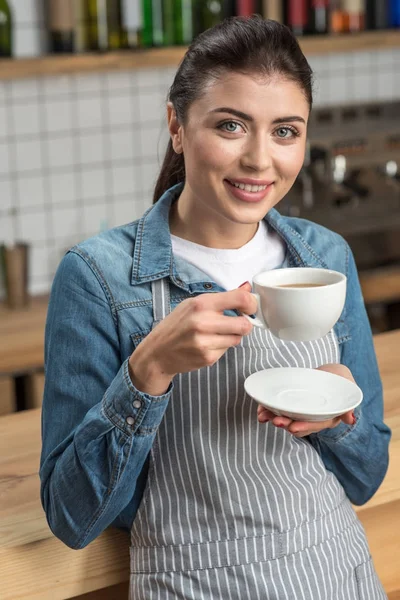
[40,16,390,599]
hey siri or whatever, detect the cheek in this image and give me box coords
[186,134,235,173]
[277,145,305,179]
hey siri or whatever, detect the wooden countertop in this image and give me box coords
[0,295,48,376]
[1,329,400,598]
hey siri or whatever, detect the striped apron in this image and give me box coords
[129,278,387,599]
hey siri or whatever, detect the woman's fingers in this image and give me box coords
[200,287,258,316]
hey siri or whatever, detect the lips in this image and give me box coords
[224,178,274,203]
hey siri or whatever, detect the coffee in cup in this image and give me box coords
[243,267,346,342]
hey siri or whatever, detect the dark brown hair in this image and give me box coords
[153,15,313,203]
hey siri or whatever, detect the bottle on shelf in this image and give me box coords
[342,0,364,31]
[47,0,75,53]
[388,0,400,27]
[121,0,142,48]
[330,0,349,33]
[309,0,329,34]
[0,0,12,57]
[74,0,88,51]
[262,0,283,23]
[286,0,309,36]
[85,0,123,51]
[174,0,194,45]
[365,0,387,30]
[235,0,259,16]
[141,0,174,47]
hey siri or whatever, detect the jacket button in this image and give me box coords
[203,283,213,289]
[133,400,142,409]
[126,416,135,426]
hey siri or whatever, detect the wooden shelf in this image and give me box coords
[0,30,399,81]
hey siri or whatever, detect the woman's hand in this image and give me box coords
[257,363,357,437]
[129,282,257,396]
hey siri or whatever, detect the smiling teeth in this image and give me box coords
[231,181,268,192]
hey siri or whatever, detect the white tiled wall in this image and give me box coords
[1,6,400,296]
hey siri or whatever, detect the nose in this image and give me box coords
[240,134,272,172]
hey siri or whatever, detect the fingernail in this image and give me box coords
[277,423,285,428]
[239,281,250,288]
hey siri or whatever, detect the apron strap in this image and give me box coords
[151,278,171,329]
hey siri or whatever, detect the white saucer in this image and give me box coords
[244,367,363,422]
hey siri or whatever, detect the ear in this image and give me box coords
[167,102,183,154]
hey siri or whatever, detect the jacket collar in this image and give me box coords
[131,183,328,286]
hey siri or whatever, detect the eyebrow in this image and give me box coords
[210,107,306,125]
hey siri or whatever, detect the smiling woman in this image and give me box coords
[40,15,390,600]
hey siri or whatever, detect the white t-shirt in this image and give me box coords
[171,220,286,291]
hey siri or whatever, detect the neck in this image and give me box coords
[169,195,259,250]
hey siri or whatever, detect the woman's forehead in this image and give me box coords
[188,72,309,121]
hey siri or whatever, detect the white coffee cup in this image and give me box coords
[244,267,347,342]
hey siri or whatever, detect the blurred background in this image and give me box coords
[1,4,400,600]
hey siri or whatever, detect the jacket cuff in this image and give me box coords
[310,404,363,444]
[102,358,172,436]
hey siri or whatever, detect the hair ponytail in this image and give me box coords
[152,140,185,204]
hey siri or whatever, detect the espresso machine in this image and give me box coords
[280,100,400,331]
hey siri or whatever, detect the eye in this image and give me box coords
[219,121,243,133]
[274,126,299,139]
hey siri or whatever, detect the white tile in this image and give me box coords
[52,206,79,240]
[14,26,43,58]
[0,81,11,104]
[393,72,400,99]
[11,78,39,101]
[328,75,349,105]
[314,78,330,106]
[29,244,49,280]
[351,51,373,71]
[82,202,108,238]
[75,73,102,95]
[106,71,133,92]
[0,179,13,211]
[159,67,177,88]
[10,79,39,104]
[49,171,76,205]
[137,161,159,197]
[15,138,43,172]
[377,72,394,101]
[111,164,136,195]
[328,52,350,72]
[352,73,372,103]
[17,210,47,242]
[107,94,134,126]
[17,174,45,209]
[0,213,16,245]
[79,131,106,165]
[0,104,9,138]
[136,69,163,90]
[109,128,135,161]
[140,126,164,160]
[0,142,11,175]
[113,196,136,227]
[43,75,74,97]
[81,167,107,201]
[44,99,73,133]
[11,102,41,136]
[376,50,394,69]
[46,136,74,169]
[138,90,165,124]
[30,278,51,296]
[77,96,103,130]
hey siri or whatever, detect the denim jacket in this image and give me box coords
[40,183,391,550]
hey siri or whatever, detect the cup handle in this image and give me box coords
[242,292,268,329]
